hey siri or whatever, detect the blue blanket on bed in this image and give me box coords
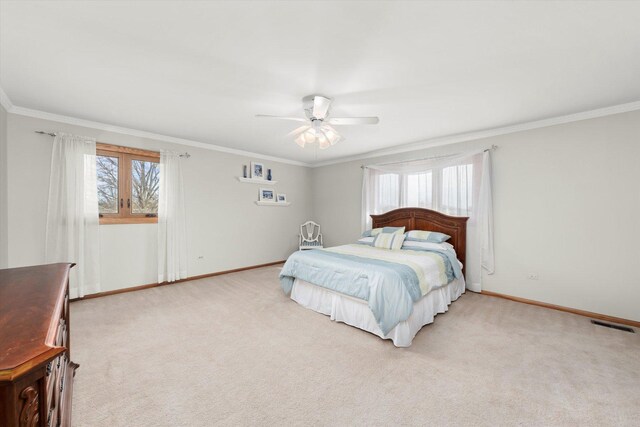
[279,245,458,335]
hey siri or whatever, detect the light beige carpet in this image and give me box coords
[71,265,640,426]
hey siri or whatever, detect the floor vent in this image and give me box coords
[590,320,635,333]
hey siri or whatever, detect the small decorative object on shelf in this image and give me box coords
[251,161,264,179]
[243,165,248,178]
[259,188,275,202]
[267,169,272,181]
[277,193,287,203]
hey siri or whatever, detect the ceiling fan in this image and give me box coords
[256,95,379,149]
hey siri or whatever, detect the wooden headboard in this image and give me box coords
[371,208,469,269]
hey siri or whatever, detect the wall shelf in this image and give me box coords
[237,177,277,185]
[255,201,290,207]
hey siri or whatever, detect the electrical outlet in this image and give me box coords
[527,273,539,280]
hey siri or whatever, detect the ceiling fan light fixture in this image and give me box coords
[318,137,331,149]
[303,129,316,144]
[294,134,306,148]
[257,94,378,150]
[317,130,332,150]
[322,126,340,145]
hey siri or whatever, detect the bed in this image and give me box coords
[280,208,469,347]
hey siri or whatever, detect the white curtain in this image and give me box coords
[362,150,494,291]
[45,133,100,299]
[158,151,187,283]
[477,153,495,276]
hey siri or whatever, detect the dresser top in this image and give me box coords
[0,263,73,379]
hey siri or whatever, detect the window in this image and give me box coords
[96,154,119,214]
[377,173,401,212]
[131,159,160,214]
[96,144,160,224]
[367,162,474,223]
[441,164,473,215]
[405,172,433,208]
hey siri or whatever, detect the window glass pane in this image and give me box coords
[377,173,400,213]
[406,172,433,208]
[96,155,119,214]
[441,164,473,215]
[131,159,160,214]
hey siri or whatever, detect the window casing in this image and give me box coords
[96,143,160,224]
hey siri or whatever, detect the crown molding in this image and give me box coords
[0,86,14,112]
[0,85,311,167]
[311,100,640,168]
[2,80,639,168]
[9,106,311,167]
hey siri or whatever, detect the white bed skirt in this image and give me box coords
[290,277,465,347]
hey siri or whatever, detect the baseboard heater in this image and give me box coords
[590,319,635,333]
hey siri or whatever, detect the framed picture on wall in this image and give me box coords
[276,193,287,203]
[259,188,274,201]
[251,161,264,179]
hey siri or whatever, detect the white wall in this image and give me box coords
[5,113,312,292]
[5,109,640,322]
[0,105,7,268]
[312,110,640,322]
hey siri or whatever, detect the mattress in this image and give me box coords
[290,277,465,347]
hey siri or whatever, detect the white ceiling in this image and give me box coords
[1,1,640,165]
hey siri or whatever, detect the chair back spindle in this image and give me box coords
[299,221,323,250]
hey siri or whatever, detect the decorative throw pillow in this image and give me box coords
[404,230,451,243]
[373,232,406,250]
[357,237,375,246]
[382,226,405,235]
[361,228,383,237]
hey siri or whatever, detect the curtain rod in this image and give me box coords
[35,130,57,137]
[35,131,191,158]
[360,144,497,169]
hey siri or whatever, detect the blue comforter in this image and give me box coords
[280,244,462,335]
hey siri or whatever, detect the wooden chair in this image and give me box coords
[299,221,323,250]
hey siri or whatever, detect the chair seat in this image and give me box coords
[300,241,323,250]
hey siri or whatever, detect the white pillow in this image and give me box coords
[402,240,454,252]
[373,232,406,250]
[405,230,450,243]
[357,237,375,246]
[361,228,383,237]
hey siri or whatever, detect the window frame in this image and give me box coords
[96,143,160,225]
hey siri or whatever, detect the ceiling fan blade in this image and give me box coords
[312,96,332,119]
[255,114,308,123]
[322,124,338,133]
[326,117,379,125]
[286,125,311,137]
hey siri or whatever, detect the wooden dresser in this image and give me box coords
[0,263,78,427]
